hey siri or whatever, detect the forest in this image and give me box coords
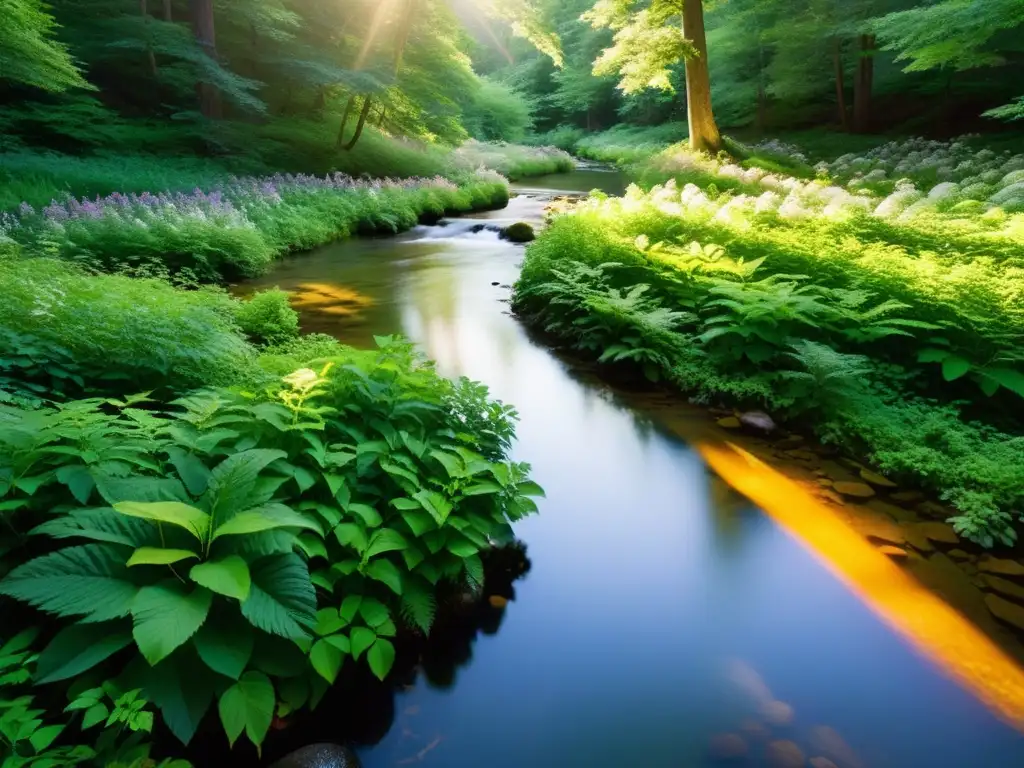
[1,0,1023,765]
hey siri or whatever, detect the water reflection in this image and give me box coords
[240,169,1024,767]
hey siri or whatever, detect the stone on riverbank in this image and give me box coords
[500,222,535,243]
[833,482,876,499]
[270,744,361,768]
[979,557,1024,577]
[739,411,776,432]
[858,469,897,488]
[982,575,1024,603]
[985,594,1024,631]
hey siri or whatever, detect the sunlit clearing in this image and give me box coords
[354,0,403,70]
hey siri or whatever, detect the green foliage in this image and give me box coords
[514,165,1024,546]
[235,289,301,347]
[0,0,90,92]
[0,338,540,751]
[462,80,535,143]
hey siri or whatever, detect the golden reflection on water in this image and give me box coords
[699,439,1024,732]
[289,282,375,317]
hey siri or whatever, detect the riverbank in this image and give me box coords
[513,135,1024,550]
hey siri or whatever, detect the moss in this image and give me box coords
[501,222,536,243]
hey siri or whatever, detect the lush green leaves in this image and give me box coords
[219,671,275,750]
[131,584,213,665]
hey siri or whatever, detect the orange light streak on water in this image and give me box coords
[698,439,1024,732]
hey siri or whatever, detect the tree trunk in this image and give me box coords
[853,34,875,133]
[342,96,374,151]
[336,95,358,148]
[189,0,221,118]
[833,38,850,131]
[141,0,158,76]
[681,0,722,153]
[377,106,388,128]
[163,0,172,21]
[312,86,326,117]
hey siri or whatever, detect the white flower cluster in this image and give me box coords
[817,136,1024,213]
[750,139,809,165]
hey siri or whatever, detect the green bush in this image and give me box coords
[514,180,1024,547]
[235,289,300,347]
[0,257,254,399]
[0,338,542,752]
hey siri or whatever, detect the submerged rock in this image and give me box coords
[809,759,840,768]
[985,594,1024,631]
[858,469,896,488]
[981,575,1024,602]
[716,416,742,429]
[761,700,794,726]
[765,740,805,768]
[708,733,748,761]
[271,744,361,768]
[978,557,1024,577]
[500,222,536,243]
[488,594,509,608]
[739,411,776,432]
[832,481,875,499]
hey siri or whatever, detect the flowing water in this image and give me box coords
[241,167,1024,767]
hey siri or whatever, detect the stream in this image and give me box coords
[240,167,1024,768]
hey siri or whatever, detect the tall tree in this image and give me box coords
[585,0,723,152]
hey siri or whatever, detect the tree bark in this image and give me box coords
[853,34,875,133]
[681,0,722,153]
[189,0,222,118]
[342,96,374,151]
[833,38,850,131]
[141,0,158,76]
[163,0,172,21]
[336,95,358,148]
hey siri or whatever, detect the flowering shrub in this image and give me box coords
[452,141,574,180]
[515,175,1024,547]
[2,172,509,282]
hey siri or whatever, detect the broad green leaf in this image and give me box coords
[917,348,950,364]
[423,529,447,555]
[82,703,109,729]
[218,671,275,749]
[297,533,328,560]
[366,559,403,595]
[488,463,511,487]
[194,611,254,680]
[56,464,94,504]
[331,559,360,577]
[204,450,288,520]
[374,618,396,637]
[29,724,64,752]
[292,466,317,493]
[35,623,133,684]
[165,448,211,497]
[348,503,383,527]
[391,498,420,511]
[191,556,251,601]
[429,450,465,478]
[349,627,376,660]
[365,528,408,560]
[401,509,435,537]
[464,554,484,589]
[114,501,210,541]
[310,639,345,684]
[402,545,425,571]
[978,374,1001,396]
[366,639,395,681]
[412,490,453,525]
[213,503,321,540]
[31,508,154,548]
[127,548,198,568]
[446,536,479,558]
[0,544,138,622]
[461,481,503,497]
[334,523,368,553]
[324,634,351,653]
[359,597,389,628]
[315,608,347,636]
[137,650,214,746]
[241,554,317,640]
[515,480,546,498]
[132,584,213,666]
[984,368,1024,398]
[942,356,971,381]
[339,595,362,623]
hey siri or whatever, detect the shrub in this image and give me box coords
[235,289,300,347]
[0,338,542,752]
[451,141,574,180]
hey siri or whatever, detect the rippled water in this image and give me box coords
[241,167,1024,767]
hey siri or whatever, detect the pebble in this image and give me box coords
[765,740,805,768]
[488,595,508,608]
[717,417,742,429]
[859,469,897,488]
[982,574,1024,602]
[833,481,876,499]
[907,521,959,545]
[708,733,748,761]
[978,557,1024,577]
[877,545,908,559]
[985,594,1024,631]
[761,700,794,726]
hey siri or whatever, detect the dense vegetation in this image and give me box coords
[4,0,1024,763]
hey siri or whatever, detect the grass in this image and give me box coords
[513,136,1024,548]
[452,141,575,180]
